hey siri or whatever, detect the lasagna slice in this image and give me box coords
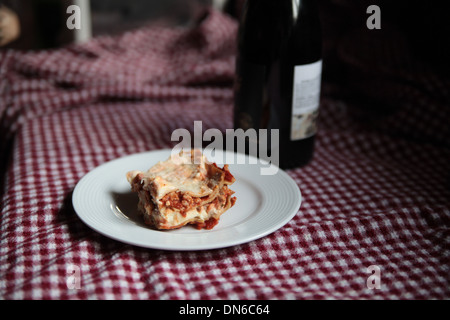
[126,150,236,230]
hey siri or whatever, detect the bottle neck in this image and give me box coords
[242,0,319,24]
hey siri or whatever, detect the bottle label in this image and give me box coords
[290,60,322,141]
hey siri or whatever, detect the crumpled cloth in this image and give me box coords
[0,8,449,299]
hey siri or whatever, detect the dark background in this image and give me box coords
[2,0,449,73]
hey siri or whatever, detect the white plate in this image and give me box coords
[72,149,301,251]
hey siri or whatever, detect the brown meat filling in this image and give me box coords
[160,191,205,217]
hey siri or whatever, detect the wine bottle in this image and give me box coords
[233,0,322,169]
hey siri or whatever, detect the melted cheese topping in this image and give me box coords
[127,151,216,200]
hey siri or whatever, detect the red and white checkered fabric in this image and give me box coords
[0,9,449,300]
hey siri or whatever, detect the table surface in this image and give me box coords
[0,9,449,300]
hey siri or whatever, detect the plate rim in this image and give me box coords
[72,149,301,251]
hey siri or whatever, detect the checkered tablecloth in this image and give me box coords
[0,8,449,300]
